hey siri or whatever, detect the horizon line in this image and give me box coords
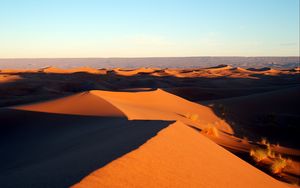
[0,55,299,59]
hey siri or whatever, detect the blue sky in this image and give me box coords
[0,0,299,57]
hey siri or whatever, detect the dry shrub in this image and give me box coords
[260,137,269,145]
[250,143,291,175]
[270,157,288,174]
[251,139,291,175]
[258,138,275,158]
[184,113,199,121]
[202,126,219,137]
[250,141,275,162]
[266,145,275,158]
[250,148,268,162]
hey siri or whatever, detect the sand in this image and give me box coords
[12,92,126,117]
[13,89,233,134]
[73,121,288,188]
[0,109,170,187]
[0,65,299,187]
[1,65,298,107]
[0,74,22,83]
[40,66,106,74]
[113,67,158,76]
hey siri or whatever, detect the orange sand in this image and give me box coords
[2,66,299,187]
[13,92,125,117]
[113,67,158,76]
[0,74,22,83]
[72,121,288,188]
[40,66,106,74]
[13,89,233,134]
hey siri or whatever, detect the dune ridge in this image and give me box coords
[113,67,158,76]
[13,91,126,117]
[72,121,288,188]
[40,66,107,74]
[1,65,298,80]
[13,89,233,133]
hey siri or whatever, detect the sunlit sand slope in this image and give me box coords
[13,89,233,133]
[73,121,288,188]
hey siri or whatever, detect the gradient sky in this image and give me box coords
[0,0,299,58]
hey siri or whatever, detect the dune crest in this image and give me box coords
[13,92,125,117]
[40,66,66,73]
[1,66,298,81]
[206,64,233,70]
[13,89,233,134]
[72,121,288,188]
[40,66,106,74]
[113,67,158,76]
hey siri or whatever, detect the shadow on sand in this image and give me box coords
[0,108,171,188]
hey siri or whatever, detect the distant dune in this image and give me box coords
[40,66,107,74]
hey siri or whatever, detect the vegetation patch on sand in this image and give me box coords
[250,138,292,175]
[184,113,199,121]
[270,157,289,174]
[202,125,219,137]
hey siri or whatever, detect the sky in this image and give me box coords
[0,0,299,58]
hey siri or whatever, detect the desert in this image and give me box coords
[1,0,299,187]
[0,64,299,187]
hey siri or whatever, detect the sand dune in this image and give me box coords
[293,67,300,71]
[206,64,233,70]
[231,67,251,72]
[13,89,233,134]
[90,89,223,122]
[0,109,170,188]
[1,65,298,82]
[1,65,299,187]
[68,67,107,74]
[146,65,295,79]
[13,92,125,117]
[40,66,68,73]
[113,67,158,76]
[0,69,38,73]
[0,74,22,83]
[73,121,288,188]
[40,66,106,74]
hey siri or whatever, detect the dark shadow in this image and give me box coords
[0,108,172,188]
[0,70,299,107]
[199,86,300,149]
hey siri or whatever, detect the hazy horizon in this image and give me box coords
[0,56,299,69]
[1,0,299,58]
[0,55,300,59]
